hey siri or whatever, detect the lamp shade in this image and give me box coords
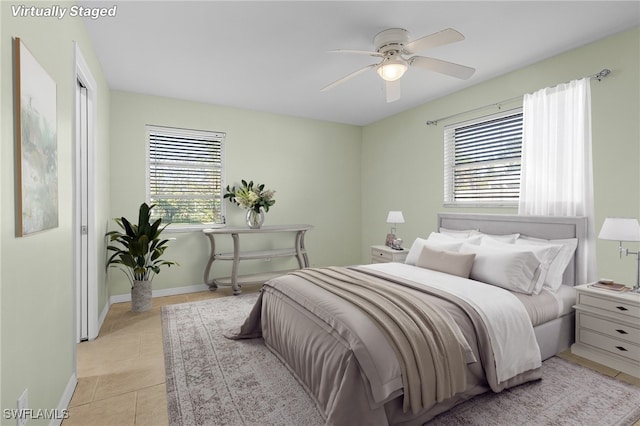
[598,217,640,241]
[386,211,405,224]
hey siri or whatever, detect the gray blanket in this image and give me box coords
[289,267,467,413]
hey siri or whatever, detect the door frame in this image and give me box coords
[73,42,98,343]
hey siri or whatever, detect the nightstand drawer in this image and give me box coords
[579,313,640,344]
[370,245,408,264]
[580,329,640,361]
[579,294,640,320]
[371,248,394,261]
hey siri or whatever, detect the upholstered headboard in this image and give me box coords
[437,213,587,286]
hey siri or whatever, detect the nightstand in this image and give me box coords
[571,283,640,378]
[371,245,408,264]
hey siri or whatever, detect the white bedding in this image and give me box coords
[551,284,577,316]
[361,262,542,383]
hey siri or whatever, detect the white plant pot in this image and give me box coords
[131,280,152,312]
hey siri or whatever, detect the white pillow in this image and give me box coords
[517,236,578,291]
[470,230,520,243]
[459,243,541,294]
[439,227,478,239]
[416,246,476,278]
[427,232,483,245]
[482,238,562,294]
[405,236,464,266]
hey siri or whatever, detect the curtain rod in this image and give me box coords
[425,68,611,126]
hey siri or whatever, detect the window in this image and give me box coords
[444,109,523,206]
[146,125,225,225]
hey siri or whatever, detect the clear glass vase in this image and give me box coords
[246,208,265,229]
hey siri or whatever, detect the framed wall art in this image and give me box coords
[14,37,58,236]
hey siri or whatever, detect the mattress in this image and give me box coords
[511,284,576,326]
[552,284,578,316]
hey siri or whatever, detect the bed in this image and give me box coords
[230,213,587,425]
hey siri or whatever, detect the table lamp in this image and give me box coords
[385,211,404,249]
[598,217,640,292]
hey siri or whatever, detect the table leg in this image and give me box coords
[295,230,310,268]
[231,233,242,295]
[203,233,218,290]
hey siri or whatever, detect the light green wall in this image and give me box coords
[362,27,640,285]
[108,92,362,296]
[1,2,111,422]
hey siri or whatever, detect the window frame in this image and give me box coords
[145,124,226,232]
[443,108,523,208]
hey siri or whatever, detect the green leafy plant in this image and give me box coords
[106,203,178,287]
[224,179,276,213]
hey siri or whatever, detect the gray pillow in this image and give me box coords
[416,246,476,278]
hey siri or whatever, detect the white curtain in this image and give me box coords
[519,78,596,283]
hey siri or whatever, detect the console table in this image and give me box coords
[202,224,313,295]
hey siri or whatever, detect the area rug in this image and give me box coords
[162,293,640,426]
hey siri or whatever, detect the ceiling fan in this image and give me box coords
[321,28,475,103]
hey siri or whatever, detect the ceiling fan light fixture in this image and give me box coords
[377,61,408,82]
[324,26,473,101]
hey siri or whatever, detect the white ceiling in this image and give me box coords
[81,1,639,126]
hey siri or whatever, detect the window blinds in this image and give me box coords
[147,125,225,224]
[444,109,522,205]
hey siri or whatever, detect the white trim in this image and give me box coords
[146,124,225,140]
[98,299,109,333]
[73,42,99,343]
[49,373,76,426]
[443,202,517,208]
[109,283,210,304]
[163,223,223,233]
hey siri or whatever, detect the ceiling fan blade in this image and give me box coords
[404,28,465,54]
[409,56,475,80]
[329,49,384,58]
[321,64,378,92]
[386,80,401,103]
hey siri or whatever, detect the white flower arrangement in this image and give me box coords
[224,180,276,213]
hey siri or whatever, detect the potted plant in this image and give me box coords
[106,202,178,312]
[224,179,276,228]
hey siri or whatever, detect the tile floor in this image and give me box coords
[64,285,261,426]
[64,286,640,426]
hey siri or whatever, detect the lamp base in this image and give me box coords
[635,252,640,293]
[390,238,404,250]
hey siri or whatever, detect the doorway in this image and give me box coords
[74,43,98,342]
[76,78,89,340]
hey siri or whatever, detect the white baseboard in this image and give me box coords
[50,373,77,426]
[109,283,210,304]
[97,300,109,331]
